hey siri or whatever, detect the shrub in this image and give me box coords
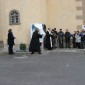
[20,43,26,50]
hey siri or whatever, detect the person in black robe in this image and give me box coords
[8,29,15,54]
[51,29,56,49]
[29,29,42,54]
[65,29,71,48]
[46,28,52,50]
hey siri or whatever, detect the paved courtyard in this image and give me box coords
[0,49,85,85]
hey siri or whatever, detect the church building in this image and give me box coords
[0,0,85,46]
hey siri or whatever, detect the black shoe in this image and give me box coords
[31,52,34,54]
[39,52,41,54]
[48,48,52,50]
[9,53,12,55]
[9,53,13,55]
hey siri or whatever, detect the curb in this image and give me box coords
[0,49,85,55]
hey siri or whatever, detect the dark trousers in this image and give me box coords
[73,42,76,48]
[32,50,41,54]
[65,41,70,48]
[8,45,13,54]
[59,39,63,48]
[52,39,55,49]
[76,43,80,49]
[81,41,85,49]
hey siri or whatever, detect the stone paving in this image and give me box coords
[0,48,85,85]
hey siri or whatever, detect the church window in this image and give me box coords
[9,10,20,25]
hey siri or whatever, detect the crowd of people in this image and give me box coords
[29,28,85,54]
[45,28,85,50]
[7,28,85,55]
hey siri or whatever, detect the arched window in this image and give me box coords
[9,10,20,25]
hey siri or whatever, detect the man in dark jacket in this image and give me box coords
[8,29,15,54]
[73,31,76,48]
[51,29,55,49]
[65,29,71,48]
[58,29,64,48]
[54,28,58,48]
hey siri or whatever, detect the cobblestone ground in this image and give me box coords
[0,49,85,85]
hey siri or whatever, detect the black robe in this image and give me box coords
[29,32,42,52]
[46,31,52,50]
[8,32,15,45]
[8,32,15,54]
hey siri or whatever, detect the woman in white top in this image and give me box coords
[75,31,81,49]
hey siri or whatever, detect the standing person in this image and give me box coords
[73,31,77,48]
[51,29,55,49]
[75,31,81,49]
[58,29,64,48]
[46,28,52,50]
[54,28,58,48]
[8,29,15,54]
[82,32,85,48]
[65,29,71,48]
[80,29,85,49]
[29,29,42,54]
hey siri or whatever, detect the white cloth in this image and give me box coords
[75,34,81,43]
[48,30,52,47]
